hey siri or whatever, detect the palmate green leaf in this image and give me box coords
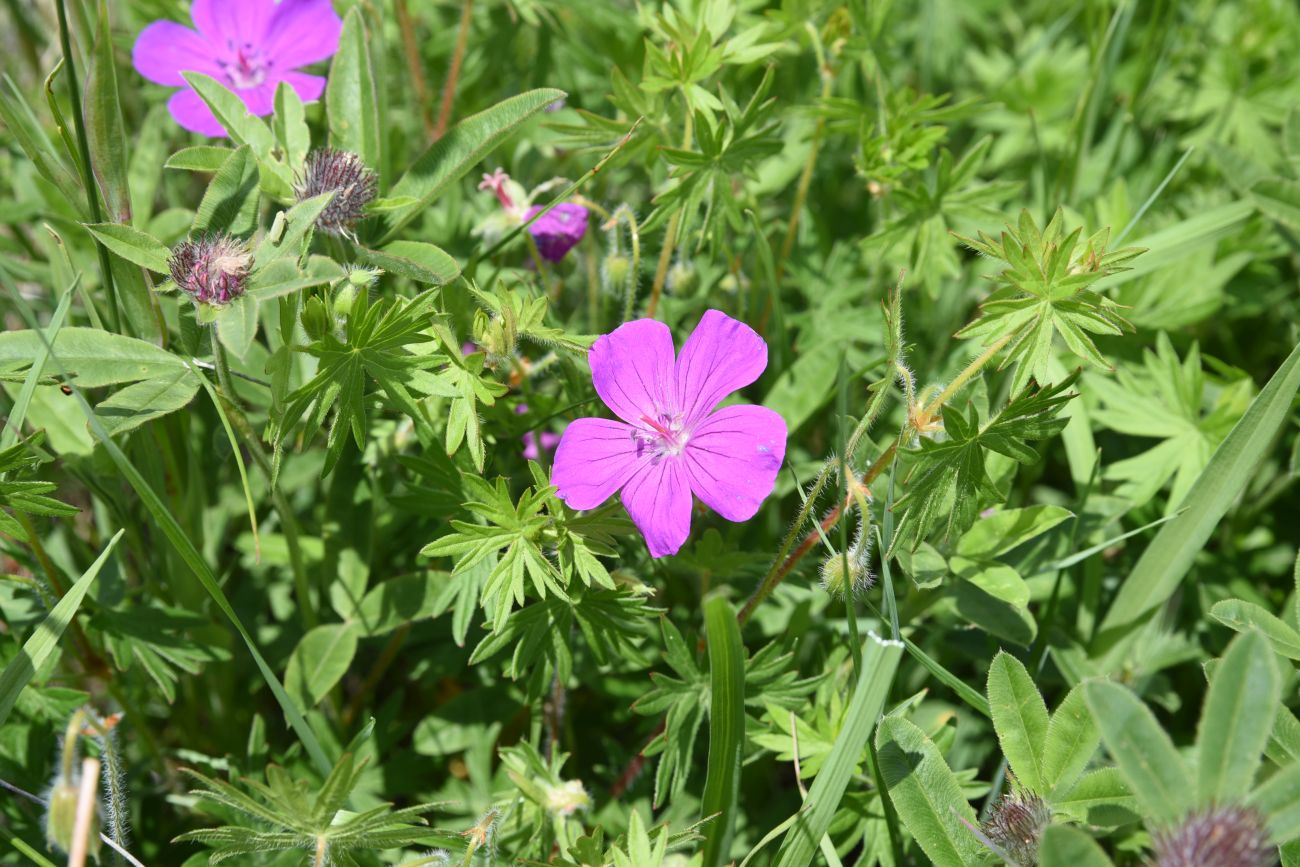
[987,651,1049,793]
[1098,336,1300,641]
[467,283,596,356]
[327,8,382,173]
[893,373,1077,547]
[276,289,443,476]
[0,530,122,727]
[95,605,231,704]
[1091,333,1251,513]
[773,634,903,867]
[1082,680,1192,824]
[381,88,566,243]
[956,210,1140,393]
[872,715,982,867]
[1196,629,1279,805]
[700,596,745,867]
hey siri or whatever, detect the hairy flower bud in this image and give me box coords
[169,235,251,306]
[982,790,1050,867]
[44,778,100,858]
[601,253,632,295]
[296,148,378,236]
[1152,806,1273,867]
[666,259,697,294]
[819,516,874,597]
[542,779,590,817]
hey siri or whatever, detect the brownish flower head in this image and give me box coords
[1152,805,1274,867]
[296,148,378,236]
[983,790,1051,867]
[169,235,251,306]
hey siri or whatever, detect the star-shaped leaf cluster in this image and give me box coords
[0,433,77,538]
[893,373,1079,548]
[957,209,1143,394]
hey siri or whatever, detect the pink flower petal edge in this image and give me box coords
[552,310,788,558]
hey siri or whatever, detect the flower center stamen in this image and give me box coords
[219,41,269,89]
[635,412,688,459]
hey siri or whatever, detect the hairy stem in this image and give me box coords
[395,0,435,139]
[644,109,694,318]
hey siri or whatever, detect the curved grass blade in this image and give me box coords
[700,595,745,867]
[773,632,903,867]
[0,530,123,727]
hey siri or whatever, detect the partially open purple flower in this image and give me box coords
[524,204,589,262]
[552,310,787,557]
[169,235,252,306]
[132,0,342,137]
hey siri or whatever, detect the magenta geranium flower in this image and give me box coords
[478,169,589,262]
[552,310,787,557]
[133,0,343,137]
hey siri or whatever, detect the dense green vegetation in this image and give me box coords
[1,0,1299,864]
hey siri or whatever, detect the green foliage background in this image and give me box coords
[1,0,1299,864]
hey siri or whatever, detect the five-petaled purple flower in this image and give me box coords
[133,0,342,137]
[552,310,787,557]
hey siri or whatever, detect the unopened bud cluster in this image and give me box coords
[542,778,590,817]
[981,790,1050,867]
[169,235,252,306]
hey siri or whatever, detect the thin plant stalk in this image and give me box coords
[644,108,694,317]
[53,0,120,332]
[395,0,435,139]
[68,757,101,867]
[433,0,475,139]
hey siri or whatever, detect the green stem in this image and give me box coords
[53,0,120,333]
[644,109,694,318]
[433,0,475,139]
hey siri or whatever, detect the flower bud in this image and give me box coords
[332,284,359,319]
[169,235,251,307]
[666,259,696,295]
[819,519,874,598]
[301,296,331,341]
[542,779,589,817]
[1152,806,1273,867]
[296,148,378,237]
[981,791,1050,867]
[601,253,632,295]
[44,778,100,858]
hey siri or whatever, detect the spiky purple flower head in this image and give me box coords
[1152,806,1274,867]
[169,235,252,306]
[296,148,378,237]
[982,791,1051,867]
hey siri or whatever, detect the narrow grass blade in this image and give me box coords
[700,595,745,867]
[773,632,903,867]
[1098,337,1300,640]
[0,530,123,727]
[0,277,74,450]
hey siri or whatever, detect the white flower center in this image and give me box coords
[634,411,689,460]
[219,42,270,90]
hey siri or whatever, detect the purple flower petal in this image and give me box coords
[620,458,693,558]
[589,318,677,425]
[132,21,220,86]
[674,309,768,423]
[263,0,343,69]
[192,0,274,46]
[552,418,644,510]
[684,405,787,522]
[280,71,327,104]
[237,81,280,117]
[526,203,589,262]
[167,88,229,137]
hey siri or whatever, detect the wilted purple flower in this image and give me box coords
[1152,806,1273,867]
[133,0,342,137]
[169,235,252,306]
[296,148,378,236]
[980,791,1051,867]
[524,204,589,262]
[552,310,787,557]
[516,405,560,461]
[478,169,588,262]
